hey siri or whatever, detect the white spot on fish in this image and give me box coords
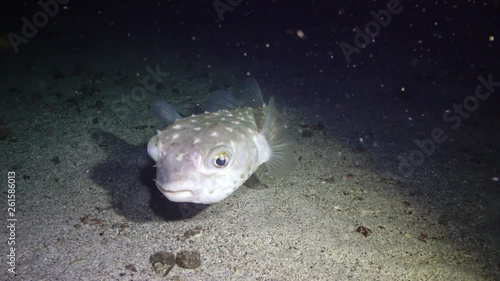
[172,133,179,140]
[225,127,233,132]
[193,138,201,144]
[210,131,218,137]
[194,127,201,131]
[231,121,240,125]
[230,141,237,149]
[175,152,184,161]
[173,124,183,129]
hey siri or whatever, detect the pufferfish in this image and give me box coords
[147,77,296,204]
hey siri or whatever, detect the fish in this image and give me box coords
[147,77,296,204]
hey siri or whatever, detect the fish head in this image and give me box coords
[147,112,264,204]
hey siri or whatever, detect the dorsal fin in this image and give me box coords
[201,89,239,112]
[150,100,182,129]
[234,77,264,108]
[202,77,264,112]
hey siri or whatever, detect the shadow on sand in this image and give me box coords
[88,128,208,222]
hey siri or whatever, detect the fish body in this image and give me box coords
[147,78,296,204]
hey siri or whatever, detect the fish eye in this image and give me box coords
[207,145,233,169]
[213,153,230,168]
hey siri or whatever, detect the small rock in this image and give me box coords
[176,250,201,269]
[125,264,137,272]
[418,231,429,242]
[70,259,86,265]
[89,218,102,225]
[183,226,203,240]
[356,225,372,237]
[80,215,102,225]
[322,175,335,183]
[150,251,175,276]
[344,173,355,180]
[51,156,61,165]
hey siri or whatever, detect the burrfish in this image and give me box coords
[147,77,296,204]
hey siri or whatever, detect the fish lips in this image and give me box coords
[161,189,195,202]
[155,180,197,203]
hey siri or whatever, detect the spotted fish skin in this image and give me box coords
[147,78,296,204]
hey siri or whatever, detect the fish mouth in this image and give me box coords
[155,181,195,202]
[161,190,194,201]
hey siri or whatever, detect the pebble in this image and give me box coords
[150,251,176,276]
[176,250,201,269]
